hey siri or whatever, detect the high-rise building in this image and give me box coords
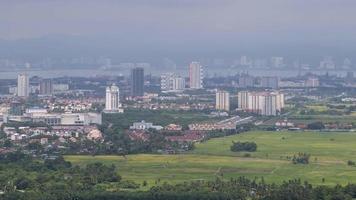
[238,74,254,88]
[319,56,335,69]
[17,74,29,97]
[39,79,53,95]
[172,76,185,91]
[161,73,175,91]
[270,57,284,68]
[238,91,284,116]
[240,56,251,67]
[237,91,250,110]
[260,76,279,89]
[305,77,319,87]
[131,67,144,96]
[189,62,203,89]
[105,84,123,113]
[161,73,186,92]
[215,90,230,111]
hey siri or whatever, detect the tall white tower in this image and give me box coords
[189,62,203,89]
[105,84,123,113]
[215,90,230,111]
[17,74,29,97]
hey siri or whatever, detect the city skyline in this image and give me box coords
[2,1,356,199]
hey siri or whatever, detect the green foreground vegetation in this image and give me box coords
[66,131,356,187]
[102,109,216,131]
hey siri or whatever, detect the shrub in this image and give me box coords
[292,153,310,164]
[347,160,355,166]
[230,141,257,152]
[307,121,325,130]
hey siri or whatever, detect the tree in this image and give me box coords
[307,121,325,130]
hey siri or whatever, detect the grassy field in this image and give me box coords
[65,131,356,187]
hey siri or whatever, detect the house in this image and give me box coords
[127,130,150,141]
[165,131,206,143]
[164,124,183,131]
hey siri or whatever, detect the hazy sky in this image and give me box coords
[1,0,356,61]
[2,0,356,40]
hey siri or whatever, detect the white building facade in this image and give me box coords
[215,90,230,111]
[17,74,29,97]
[105,84,123,113]
[238,91,284,116]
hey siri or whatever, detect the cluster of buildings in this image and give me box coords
[48,99,99,113]
[126,115,252,144]
[160,61,204,92]
[160,73,186,92]
[237,75,280,89]
[3,108,102,126]
[129,120,163,130]
[4,125,103,150]
[238,91,285,116]
[15,74,59,97]
[279,77,320,88]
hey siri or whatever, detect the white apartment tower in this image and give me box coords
[105,84,123,113]
[172,77,185,91]
[215,90,230,111]
[189,62,203,89]
[238,91,284,116]
[17,73,29,97]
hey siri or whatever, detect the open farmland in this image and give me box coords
[65,131,356,188]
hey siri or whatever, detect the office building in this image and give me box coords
[105,84,123,113]
[215,90,230,111]
[189,62,203,89]
[39,79,53,95]
[131,67,144,96]
[238,91,284,116]
[17,74,29,97]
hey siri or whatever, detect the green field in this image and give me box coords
[65,131,356,188]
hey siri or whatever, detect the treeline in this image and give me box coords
[3,177,356,200]
[0,152,122,197]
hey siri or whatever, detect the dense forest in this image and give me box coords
[1,152,356,200]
